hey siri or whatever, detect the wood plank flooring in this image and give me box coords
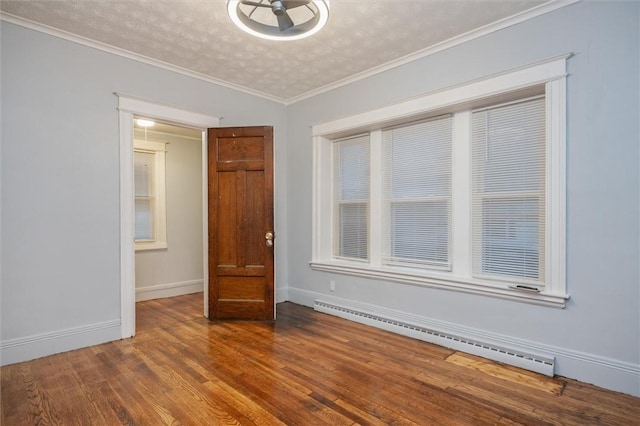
[2,293,639,425]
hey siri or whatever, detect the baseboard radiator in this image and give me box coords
[314,300,555,376]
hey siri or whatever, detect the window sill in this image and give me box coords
[135,242,168,252]
[309,260,569,308]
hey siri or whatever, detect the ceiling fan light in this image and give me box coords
[227,0,330,41]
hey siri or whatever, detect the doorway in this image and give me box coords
[117,94,220,338]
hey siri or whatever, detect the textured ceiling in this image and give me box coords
[1,0,553,102]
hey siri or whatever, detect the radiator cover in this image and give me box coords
[314,299,555,376]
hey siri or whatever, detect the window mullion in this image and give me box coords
[369,130,383,266]
[154,149,167,245]
[546,78,567,295]
[452,110,472,278]
[312,136,332,260]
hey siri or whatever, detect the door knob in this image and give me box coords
[265,231,274,247]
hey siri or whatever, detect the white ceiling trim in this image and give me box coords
[285,0,580,105]
[2,0,579,106]
[0,12,287,104]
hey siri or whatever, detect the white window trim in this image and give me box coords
[310,54,569,308]
[134,139,168,251]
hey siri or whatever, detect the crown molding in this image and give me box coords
[0,12,287,104]
[2,0,579,105]
[285,0,580,105]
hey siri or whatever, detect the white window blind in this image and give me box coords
[134,150,155,240]
[382,116,453,268]
[334,135,370,260]
[471,96,546,284]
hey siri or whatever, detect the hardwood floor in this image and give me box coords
[2,293,638,425]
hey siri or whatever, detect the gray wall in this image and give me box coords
[1,21,288,350]
[286,1,639,395]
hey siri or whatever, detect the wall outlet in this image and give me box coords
[329,280,336,292]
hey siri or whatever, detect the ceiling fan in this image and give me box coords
[241,0,310,32]
[227,0,330,41]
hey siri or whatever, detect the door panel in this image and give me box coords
[245,171,265,266]
[218,277,265,300]
[217,171,238,266]
[217,137,265,162]
[208,126,274,320]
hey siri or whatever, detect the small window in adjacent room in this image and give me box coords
[134,140,167,251]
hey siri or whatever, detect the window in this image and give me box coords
[383,116,453,269]
[134,140,167,251]
[311,56,568,307]
[472,97,546,285]
[334,135,370,260]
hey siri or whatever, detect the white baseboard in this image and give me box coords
[275,285,289,304]
[287,287,640,397]
[0,319,121,366]
[136,279,203,302]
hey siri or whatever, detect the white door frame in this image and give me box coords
[117,93,220,338]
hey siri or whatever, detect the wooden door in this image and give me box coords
[208,126,274,320]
